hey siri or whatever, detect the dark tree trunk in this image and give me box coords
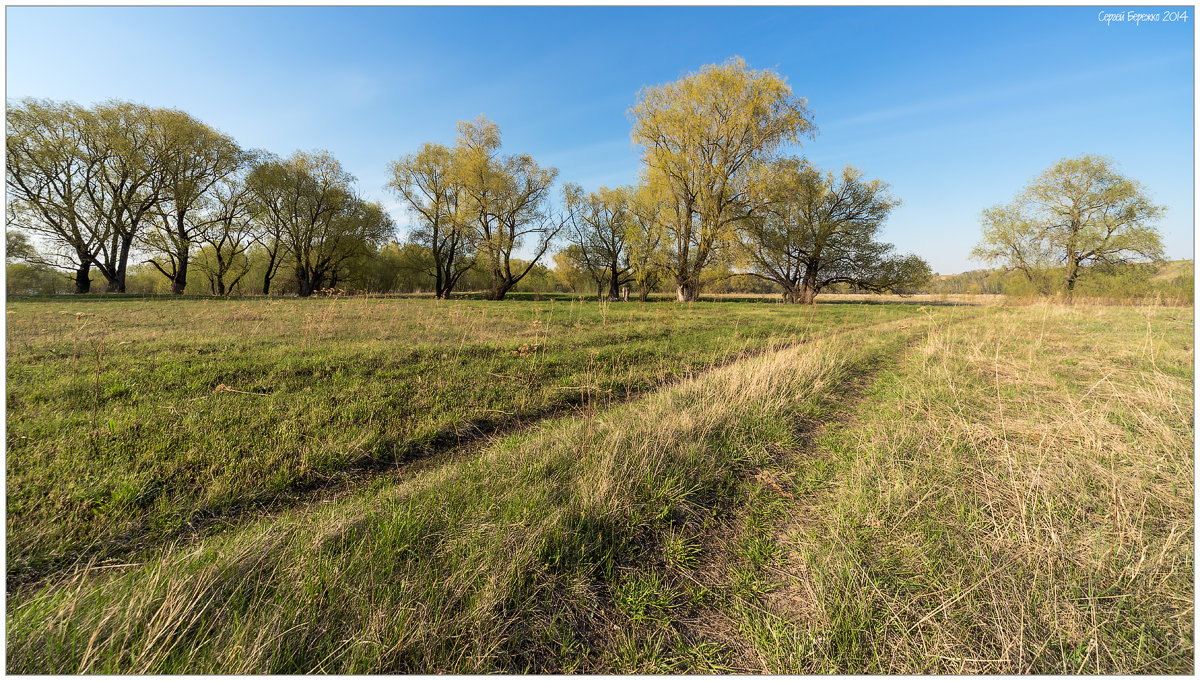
[74,263,92,294]
[171,256,188,295]
[487,266,512,300]
[608,266,622,301]
[261,250,279,295]
[113,236,132,293]
[487,280,512,301]
[793,263,820,305]
[297,277,315,297]
[1064,258,1079,293]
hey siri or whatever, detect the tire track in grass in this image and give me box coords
[6,311,974,597]
[614,307,986,673]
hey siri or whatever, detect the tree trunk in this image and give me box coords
[486,276,513,300]
[795,266,819,305]
[1064,258,1079,294]
[607,271,621,301]
[297,276,315,297]
[114,236,132,293]
[675,282,697,302]
[74,263,92,294]
[171,256,188,295]
[638,287,648,303]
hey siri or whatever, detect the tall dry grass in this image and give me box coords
[744,301,1193,673]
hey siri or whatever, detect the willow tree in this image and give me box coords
[454,116,561,301]
[248,151,393,296]
[630,57,814,301]
[5,99,101,292]
[143,114,248,294]
[388,142,474,299]
[739,159,929,303]
[194,176,258,295]
[972,155,1165,294]
[7,99,185,293]
[84,101,180,292]
[562,183,634,300]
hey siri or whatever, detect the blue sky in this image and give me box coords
[6,6,1194,274]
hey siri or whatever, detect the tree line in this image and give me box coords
[6,58,941,303]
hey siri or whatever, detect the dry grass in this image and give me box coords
[737,302,1193,673]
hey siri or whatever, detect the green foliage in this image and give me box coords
[739,159,928,303]
[6,262,69,295]
[631,57,815,300]
[973,154,1166,293]
[930,260,1193,303]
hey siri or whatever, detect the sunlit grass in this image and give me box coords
[5,299,1190,674]
[5,296,921,581]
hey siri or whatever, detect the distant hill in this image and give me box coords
[1151,259,1194,281]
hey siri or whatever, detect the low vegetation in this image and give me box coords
[6,298,1192,673]
[6,296,920,583]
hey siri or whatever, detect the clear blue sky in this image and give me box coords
[7,6,1194,274]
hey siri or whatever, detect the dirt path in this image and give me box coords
[634,309,978,673]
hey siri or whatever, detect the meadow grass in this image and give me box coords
[5,296,921,583]
[4,298,1191,673]
[725,302,1193,673]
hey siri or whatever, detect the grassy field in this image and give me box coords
[5,296,1193,673]
[5,296,918,582]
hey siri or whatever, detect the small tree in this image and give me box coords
[739,159,929,303]
[194,177,258,295]
[562,183,635,300]
[6,99,104,293]
[387,142,475,299]
[248,151,393,297]
[972,155,1165,294]
[626,182,667,302]
[142,113,247,294]
[455,117,562,300]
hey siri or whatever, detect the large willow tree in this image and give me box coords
[972,154,1165,294]
[630,57,815,301]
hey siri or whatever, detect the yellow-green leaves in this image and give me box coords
[973,154,1166,292]
[629,57,815,300]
